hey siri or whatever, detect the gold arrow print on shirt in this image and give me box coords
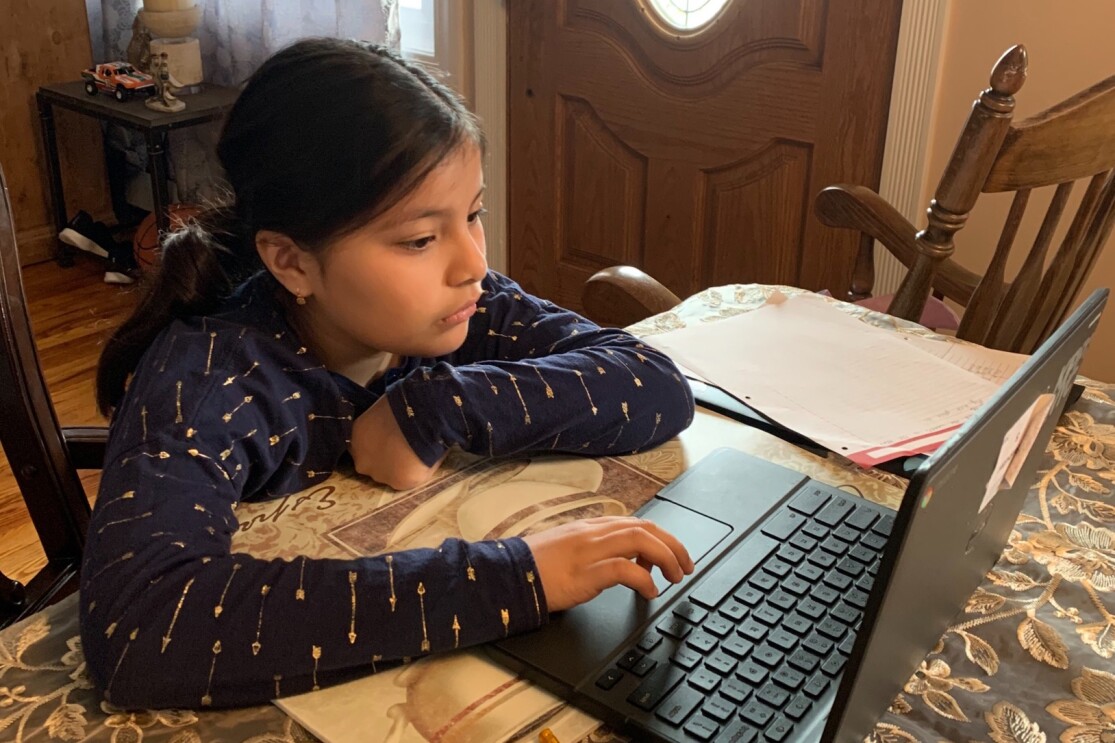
[252,584,271,655]
[162,577,195,653]
[417,582,431,652]
[348,571,358,644]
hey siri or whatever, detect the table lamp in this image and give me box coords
[139,0,204,89]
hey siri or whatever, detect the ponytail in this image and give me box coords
[95,207,260,415]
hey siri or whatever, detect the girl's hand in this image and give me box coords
[349,397,444,490]
[522,516,695,612]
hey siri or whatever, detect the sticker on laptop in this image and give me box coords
[980,392,1055,512]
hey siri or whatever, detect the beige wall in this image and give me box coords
[921,1,1115,380]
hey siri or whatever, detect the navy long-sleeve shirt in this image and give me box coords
[79,270,693,709]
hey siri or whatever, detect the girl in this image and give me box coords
[81,38,695,710]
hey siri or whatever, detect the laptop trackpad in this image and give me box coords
[492,499,731,688]
[637,498,732,593]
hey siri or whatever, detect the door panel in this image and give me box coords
[508,0,903,310]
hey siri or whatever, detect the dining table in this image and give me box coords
[1,284,1113,743]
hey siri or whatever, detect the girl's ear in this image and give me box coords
[256,230,318,300]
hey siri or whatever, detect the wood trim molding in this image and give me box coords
[473,0,508,274]
[872,0,949,294]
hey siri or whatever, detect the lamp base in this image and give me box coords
[151,37,203,87]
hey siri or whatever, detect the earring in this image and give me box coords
[294,292,307,306]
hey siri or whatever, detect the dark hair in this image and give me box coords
[96,38,484,415]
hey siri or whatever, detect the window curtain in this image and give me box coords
[84,0,400,205]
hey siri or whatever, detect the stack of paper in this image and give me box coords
[645,292,1027,467]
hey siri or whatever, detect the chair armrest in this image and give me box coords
[582,265,682,328]
[62,426,109,470]
[815,184,983,307]
[814,184,920,267]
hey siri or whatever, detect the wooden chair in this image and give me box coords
[584,45,1115,354]
[815,44,1115,354]
[0,161,107,628]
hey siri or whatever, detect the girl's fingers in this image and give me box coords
[587,557,658,601]
[595,526,686,584]
[581,516,695,574]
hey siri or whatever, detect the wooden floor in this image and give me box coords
[0,255,138,585]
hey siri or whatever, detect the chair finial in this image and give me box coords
[990,45,1028,96]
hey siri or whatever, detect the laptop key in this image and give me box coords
[803,673,830,698]
[741,699,777,728]
[794,563,824,583]
[839,635,857,656]
[756,682,790,709]
[767,591,797,612]
[735,586,766,607]
[674,600,708,625]
[760,509,807,541]
[817,617,847,641]
[857,575,876,593]
[780,576,810,597]
[872,514,895,536]
[631,657,658,677]
[773,666,806,691]
[765,714,795,742]
[689,536,779,609]
[687,631,719,654]
[844,505,878,531]
[703,614,734,638]
[861,531,888,551]
[703,696,736,723]
[595,667,624,690]
[721,721,760,743]
[788,487,832,516]
[658,616,694,639]
[738,618,769,642]
[784,694,813,721]
[845,588,870,610]
[637,631,663,652]
[803,633,834,657]
[802,521,830,540]
[751,643,785,668]
[812,585,840,605]
[815,496,855,526]
[766,629,798,652]
[789,532,818,552]
[683,715,720,741]
[737,660,769,685]
[832,602,862,625]
[787,648,822,674]
[655,683,705,724]
[722,635,755,659]
[706,651,739,676]
[819,536,851,557]
[763,559,793,580]
[671,646,702,671]
[720,676,753,703]
[807,551,836,570]
[850,545,878,564]
[795,598,826,621]
[627,665,685,710]
[776,545,806,565]
[689,667,722,693]
[782,611,812,636]
[833,524,862,544]
[617,649,644,670]
[823,571,854,591]
[749,571,780,592]
[721,600,749,621]
[821,653,847,676]
[836,557,865,578]
[753,604,783,626]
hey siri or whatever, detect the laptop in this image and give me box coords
[489,288,1108,743]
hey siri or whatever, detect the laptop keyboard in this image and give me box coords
[594,486,894,742]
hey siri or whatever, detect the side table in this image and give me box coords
[36,81,238,265]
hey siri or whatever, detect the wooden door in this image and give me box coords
[508,0,903,309]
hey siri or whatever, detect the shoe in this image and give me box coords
[59,211,113,259]
[104,243,140,285]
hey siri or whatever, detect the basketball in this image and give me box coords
[133,204,201,270]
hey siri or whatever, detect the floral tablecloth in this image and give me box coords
[2,284,1113,743]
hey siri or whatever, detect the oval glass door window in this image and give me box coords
[644,0,732,32]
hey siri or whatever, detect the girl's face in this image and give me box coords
[300,143,488,375]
